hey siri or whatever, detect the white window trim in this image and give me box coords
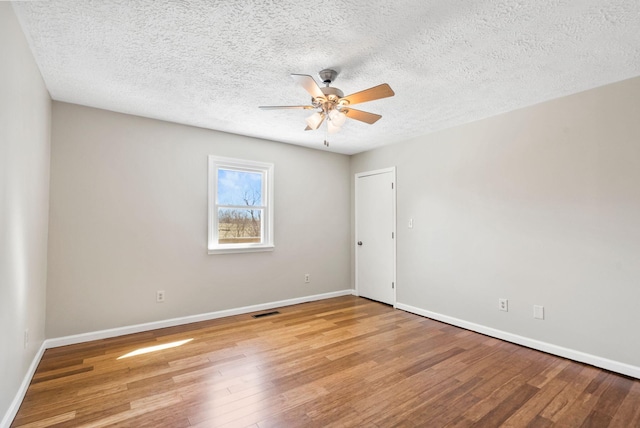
[208,156,274,254]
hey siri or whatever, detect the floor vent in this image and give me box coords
[252,311,280,319]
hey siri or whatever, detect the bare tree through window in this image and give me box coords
[217,170,263,244]
[218,189,262,244]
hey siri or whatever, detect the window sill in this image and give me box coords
[208,245,274,255]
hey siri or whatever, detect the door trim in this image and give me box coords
[354,167,397,307]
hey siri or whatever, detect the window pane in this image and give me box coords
[217,169,263,206]
[218,208,262,244]
[208,156,273,254]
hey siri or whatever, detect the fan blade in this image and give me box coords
[259,105,316,110]
[304,126,312,131]
[291,74,324,99]
[341,83,394,105]
[343,108,382,124]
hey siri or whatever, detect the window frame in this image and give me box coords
[208,156,274,254]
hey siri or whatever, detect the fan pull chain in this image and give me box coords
[323,121,329,147]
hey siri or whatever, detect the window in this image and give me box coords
[208,156,274,254]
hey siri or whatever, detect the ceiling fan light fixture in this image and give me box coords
[327,120,341,134]
[305,111,325,130]
[328,109,347,127]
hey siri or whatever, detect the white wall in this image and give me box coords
[47,102,351,338]
[352,76,640,369]
[0,3,51,424]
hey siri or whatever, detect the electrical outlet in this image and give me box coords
[534,305,544,320]
[156,290,165,303]
[24,329,29,349]
[408,218,413,229]
[304,274,310,283]
[498,298,508,312]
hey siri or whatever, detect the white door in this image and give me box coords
[355,168,396,305]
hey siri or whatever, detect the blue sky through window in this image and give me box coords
[217,169,263,206]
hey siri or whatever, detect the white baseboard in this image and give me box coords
[395,302,640,380]
[46,289,355,348]
[1,342,47,428]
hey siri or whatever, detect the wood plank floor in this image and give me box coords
[11,296,640,427]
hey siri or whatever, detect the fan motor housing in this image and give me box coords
[320,86,344,99]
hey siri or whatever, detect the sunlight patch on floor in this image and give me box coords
[117,338,193,359]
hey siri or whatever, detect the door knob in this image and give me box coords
[357,241,363,246]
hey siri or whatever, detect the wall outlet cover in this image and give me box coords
[534,305,544,320]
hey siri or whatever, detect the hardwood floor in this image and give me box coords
[11,296,640,427]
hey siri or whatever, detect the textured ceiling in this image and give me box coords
[11,0,640,155]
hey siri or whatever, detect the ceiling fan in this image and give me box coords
[259,69,395,147]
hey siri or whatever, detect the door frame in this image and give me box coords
[354,166,397,307]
